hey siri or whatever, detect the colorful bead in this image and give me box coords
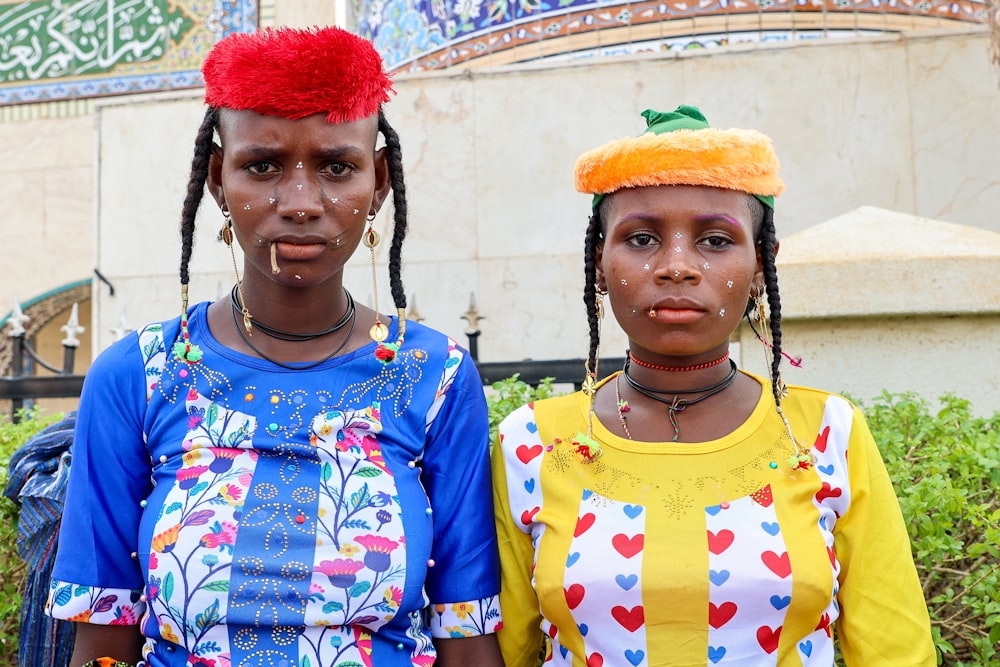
[427,559,435,567]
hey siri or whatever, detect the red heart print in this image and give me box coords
[612,533,644,558]
[574,513,596,537]
[815,482,842,503]
[611,605,644,632]
[587,654,604,667]
[761,551,791,578]
[816,613,831,632]
[565,584,585,609]
[516,444,543,464]
[520,506,540,525]
[756,625,782,654]
[708,601,738,628]
[548,623,558,638]
[827,546,837,567]
[813,426,830,453]
[750,485,774,507]
[707,529,735,554]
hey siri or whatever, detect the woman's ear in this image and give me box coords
[370,147,391,213]
[595,237,608,292]
[753,237,779,290]
[207,144,226,210]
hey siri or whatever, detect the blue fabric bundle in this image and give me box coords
[3,411,78,667]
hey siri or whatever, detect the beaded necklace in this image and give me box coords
[617,359,739,442]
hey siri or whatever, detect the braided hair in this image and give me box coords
[177,107,408,314]
[581,195,786,411]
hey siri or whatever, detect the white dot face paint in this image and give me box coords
[297,212,305,217]
[330,197,338,204]
[296,184,303,191]
[674,247,682,253]
[296,162,303,169]
[353,209,359,215]
[727,281,734,288]
[243,204,251,210]
[621,279,628,285]
[294,274,302,280]
[268,197,277,205]
[643,264,650,271]
[703,263,710,270]
[719,308,726,317]
[674,270,680,277]
[675,232,683,239]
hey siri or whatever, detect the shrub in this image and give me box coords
[860,392,1000,665]
[0,409,63,667]
[485,374,558,445]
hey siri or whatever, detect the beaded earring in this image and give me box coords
[220,209,252,336]
[572,286,607,462]
[750,289,812,470]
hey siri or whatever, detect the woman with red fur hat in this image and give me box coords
[47,27,503,667]
[493,106,934,666]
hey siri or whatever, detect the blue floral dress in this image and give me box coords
[47,302,501,667]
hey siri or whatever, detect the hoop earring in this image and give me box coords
[221,208,252,335]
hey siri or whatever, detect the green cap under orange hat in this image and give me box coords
[574,105,784,209]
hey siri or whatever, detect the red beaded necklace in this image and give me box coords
[627,350,730,373]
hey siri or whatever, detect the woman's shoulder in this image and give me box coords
[399,318,472,362]
[782,381,859,413]
[497,392,586,440]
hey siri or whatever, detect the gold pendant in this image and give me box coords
[369,321,388,342]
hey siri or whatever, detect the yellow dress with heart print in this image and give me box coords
[493,372,934,667]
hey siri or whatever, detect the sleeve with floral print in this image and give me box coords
[46,333,153,624]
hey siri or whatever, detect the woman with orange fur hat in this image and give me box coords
[47,27,503,667]
[493,106,934,666]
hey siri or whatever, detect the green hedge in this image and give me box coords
[0,388,996,666]
[860,392,1000,665]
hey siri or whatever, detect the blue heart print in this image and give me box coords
[709,569,730,586]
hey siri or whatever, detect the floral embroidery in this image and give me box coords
[426,595,502,638]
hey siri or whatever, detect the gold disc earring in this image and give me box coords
[363,214,387,343]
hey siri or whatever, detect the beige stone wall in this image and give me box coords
[4,27,1000,413]
[0,114,95,314]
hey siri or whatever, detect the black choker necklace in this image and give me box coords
[620,359,739,442]
[230,284,355,341]
[230,303,357,370]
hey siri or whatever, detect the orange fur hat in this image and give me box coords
[574,106,784,208]
[202,26,393,124]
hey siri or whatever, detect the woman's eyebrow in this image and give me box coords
[692,213,743,228]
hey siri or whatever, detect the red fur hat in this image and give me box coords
[202,26,393,124]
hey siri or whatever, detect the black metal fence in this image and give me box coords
[1,304,615,420]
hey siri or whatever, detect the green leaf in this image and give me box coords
[355,467,383,478]
[350,483,372,510]
[195,598,221,630]
[201,580,230,592]
[349,581,372,598]
[163,572,175,603]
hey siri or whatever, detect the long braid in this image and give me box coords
[378,110,408,312]
[758,206,783,408]
[179,107,219,289]
[583,210,602,383]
